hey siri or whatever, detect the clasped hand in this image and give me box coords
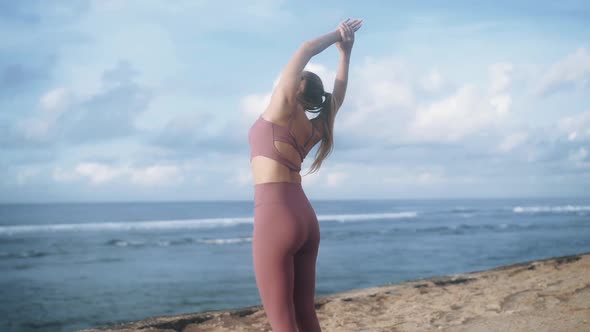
[336,18,363,54]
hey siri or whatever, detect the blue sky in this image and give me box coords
[1,0,589,202]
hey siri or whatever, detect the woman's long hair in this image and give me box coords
[296,70,335,176]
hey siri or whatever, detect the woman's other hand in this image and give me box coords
[336,18,362,54]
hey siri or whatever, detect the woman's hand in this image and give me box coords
[336,18,362,55]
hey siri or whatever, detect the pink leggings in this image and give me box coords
[253,181,322,332]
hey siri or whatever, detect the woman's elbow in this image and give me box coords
[300,41,316,56]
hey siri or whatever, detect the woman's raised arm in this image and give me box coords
[269,19,362,109]
[332,19,362,114]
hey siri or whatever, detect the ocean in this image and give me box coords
[1,197,589,332]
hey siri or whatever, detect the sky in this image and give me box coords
[1,0,589,203]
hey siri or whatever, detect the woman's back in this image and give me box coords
[249,105,322,184]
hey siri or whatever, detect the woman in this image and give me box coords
[248,18,362,332]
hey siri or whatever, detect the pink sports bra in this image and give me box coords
[248,112,316,172]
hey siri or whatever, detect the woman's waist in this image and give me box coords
[251,158,302,183]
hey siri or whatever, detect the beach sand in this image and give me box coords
[79,252,590,332]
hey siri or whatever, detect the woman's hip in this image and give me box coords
[253,181,318,253]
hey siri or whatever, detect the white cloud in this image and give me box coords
[129,165,183,187]
[17,87,71,141]
[489,62,513,94]
[488,62,513,116]
[16,167,41,186]
[228,168,253,187]
[332,57,514,144]
[53,162,187,187]
[421,68,443,92]
[498,132,528,152]
[75,162,127,185]
[162,111,213,136]
[52,167,79,182]
[570,147,588,161]
[536,47,590,96]
[373,80,413,108]
[353,57,414,108]
[15,61,150,145]
[241,92,272,119]
[415,172,441,185]
[384,170,446,186]
[569,147,589,168]
[17,117,54,141]
[489,94,512,115]
[337,56,417,137]
[408,84,505,142]
[301,170,321,186]
[325,171,348,187]
[300,165,347,188]
[569,147,588,161]
[40,87,70,112]
[559,111,590,141]
[409,62,514,143]
[66,162,184,186]
[240,73,281,124]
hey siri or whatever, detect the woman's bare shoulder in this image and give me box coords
[261,104,295,125]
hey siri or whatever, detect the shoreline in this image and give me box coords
[79,252,590,332]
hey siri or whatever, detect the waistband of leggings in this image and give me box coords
[254,181,304,207]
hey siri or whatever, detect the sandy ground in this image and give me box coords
[79,252,590,332]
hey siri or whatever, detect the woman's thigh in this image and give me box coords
[252,202,306,330]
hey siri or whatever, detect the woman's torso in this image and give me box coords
[248,104,322,185]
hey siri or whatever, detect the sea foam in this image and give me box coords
[0,211,418,235]
[513,205,590,214]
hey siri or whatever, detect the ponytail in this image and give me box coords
[304,92,335,176]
